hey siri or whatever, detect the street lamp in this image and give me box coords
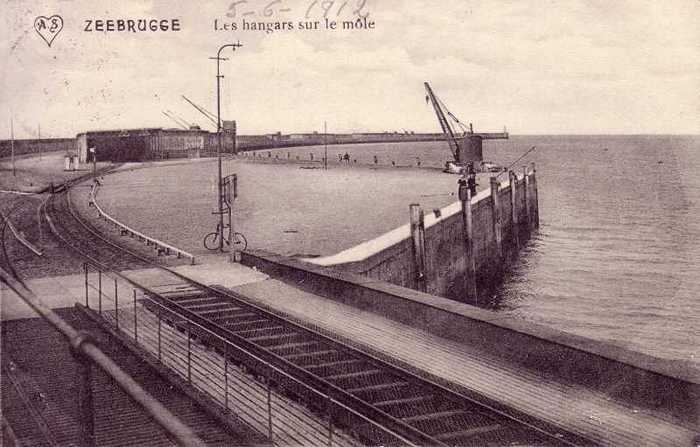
[211,42,243,252]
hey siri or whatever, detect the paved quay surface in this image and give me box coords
[1,257,268,321]
[96,158,492,258]
[230,276,698,447]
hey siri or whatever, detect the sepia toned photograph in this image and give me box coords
[1,1,698,445]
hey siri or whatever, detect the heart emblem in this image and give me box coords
[34,15,64,47]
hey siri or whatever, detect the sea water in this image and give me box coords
[267,135,700,363]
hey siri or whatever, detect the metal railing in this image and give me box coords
[89,184,195,264]
[0,267,206,447]
[82,262,419,447]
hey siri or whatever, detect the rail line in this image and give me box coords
[0,198,24,283]
[45,178,596,447]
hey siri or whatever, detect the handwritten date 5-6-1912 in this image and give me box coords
[226,0,369,19]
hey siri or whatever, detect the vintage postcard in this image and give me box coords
[1,1,699,446]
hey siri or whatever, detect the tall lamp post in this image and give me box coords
[211,42,243,252]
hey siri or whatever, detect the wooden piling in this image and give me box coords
[523,165,531,229]
[531,162,540,228]
[490,177,503,259]
[509,171,520,249]
[409,204,427,292]
[460,186,477,302]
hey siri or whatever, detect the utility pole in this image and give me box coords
[210,42,243,252]
[10,115,15,176]
[324,121,328,170]
[38,123,41,160]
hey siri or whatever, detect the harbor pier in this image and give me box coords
[306,164,539,303]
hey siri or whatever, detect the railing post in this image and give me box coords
[327,396,334,447]
[84,263,89,308]
[70,333,96,447]
[76,359,95,447]
[114,279,119,330]
[158,306,162,362]
[133,289,138,342]
[267,379,273,442]
[187,321,192,383]
[224,343,229,410]
[98,270,102,315]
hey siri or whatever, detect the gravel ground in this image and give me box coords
[95,158,490,258]
[0,154,191,279]
[0,153,108,192]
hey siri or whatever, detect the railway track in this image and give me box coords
[45,179,594,447]
[44,185,171,272]
[0,196,26,282]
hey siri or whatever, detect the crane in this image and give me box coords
[182,95,218,128]
[424,82,461,160]
[424,82,508,172]
[162,110,189,129]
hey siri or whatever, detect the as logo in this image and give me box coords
[34,15,64,47]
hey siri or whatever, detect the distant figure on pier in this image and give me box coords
[343,152,350,164]
[373,155,378,164]
[416,156,421,167]
[338,154,342,162]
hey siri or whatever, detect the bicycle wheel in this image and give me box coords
[232,232,247,251]
[203,232,220,251]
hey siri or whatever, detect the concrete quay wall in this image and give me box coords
[240,250,700,425]
[308,167,539,303]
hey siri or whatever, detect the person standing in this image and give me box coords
[467,164,478,196]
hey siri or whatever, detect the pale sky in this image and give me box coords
[1,0,699,139]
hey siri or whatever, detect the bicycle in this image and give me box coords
[203,224,247,252]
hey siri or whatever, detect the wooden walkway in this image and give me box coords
[232,278,698,446]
